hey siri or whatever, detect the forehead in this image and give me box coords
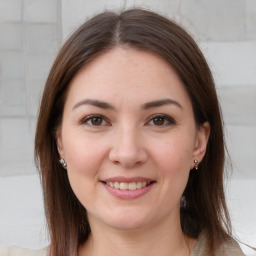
[66,47,191,107]
[73,46,177,83]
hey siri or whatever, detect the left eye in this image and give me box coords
[81,115,108,126]
[148,115,175,126]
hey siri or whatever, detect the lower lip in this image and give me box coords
[102,182,155,200]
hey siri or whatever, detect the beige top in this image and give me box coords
[191,230,246,256]
[0,231,246,256]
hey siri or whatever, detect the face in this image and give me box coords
[56,47,209,231]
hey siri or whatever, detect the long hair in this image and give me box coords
[35,8,232,256]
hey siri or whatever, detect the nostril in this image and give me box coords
[109,146,148,168]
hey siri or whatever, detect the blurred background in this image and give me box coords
[0,0,255,254]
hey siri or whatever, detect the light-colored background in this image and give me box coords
[0,0,255,254]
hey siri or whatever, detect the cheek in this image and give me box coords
[157,139,193,198]
[63,136,106,206]
[153,134,194,174]
[62,133,108,176]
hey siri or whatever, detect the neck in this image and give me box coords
[79,216,196,256]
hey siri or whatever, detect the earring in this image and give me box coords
[194,159,199,170]
[180,195,187,208]
[59,158,67,169]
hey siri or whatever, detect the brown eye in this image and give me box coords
[91,116,103,126]
[81,115,108,127]
[148,114,176,127]
[153,116,165,125]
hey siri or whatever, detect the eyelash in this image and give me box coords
[147,114,176,127]
[80,114,109,127]
[80,114,176,127]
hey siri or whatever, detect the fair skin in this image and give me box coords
[56,47,210,256]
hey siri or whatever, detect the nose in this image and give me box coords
[108,126,148,168]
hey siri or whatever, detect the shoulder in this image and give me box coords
[216,239,246,256]
[191,230,246,256]
[0,245,48,256]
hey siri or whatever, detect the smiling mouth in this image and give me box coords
[104,181,155,191]
[102,179,156,199]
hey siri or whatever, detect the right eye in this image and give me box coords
[146,114,176,127]
[80,114,109,127]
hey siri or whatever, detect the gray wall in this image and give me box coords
[0,0,61,176]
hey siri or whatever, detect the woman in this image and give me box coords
[0,8,247,256]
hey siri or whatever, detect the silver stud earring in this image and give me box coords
[194,159,199,170]
[59,158,67,169]
[180,195,187,208]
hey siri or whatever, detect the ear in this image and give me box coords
[191,122,210,168]
[55,128,65,158]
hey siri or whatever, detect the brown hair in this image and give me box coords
[35,8,232,256]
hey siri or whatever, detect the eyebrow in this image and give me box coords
[72,98,182,110]
[142,99,183,110]
[72,99,115,110]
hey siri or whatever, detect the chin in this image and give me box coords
[100,210,153,231]
[107,219,149,231]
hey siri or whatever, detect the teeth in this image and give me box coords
[120,182,128,190]
[114,182,120,189]
[106,181,150,190]
[128,182,136,190]
[137,182,142,189]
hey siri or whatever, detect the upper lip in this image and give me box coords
[101,176,155,183]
